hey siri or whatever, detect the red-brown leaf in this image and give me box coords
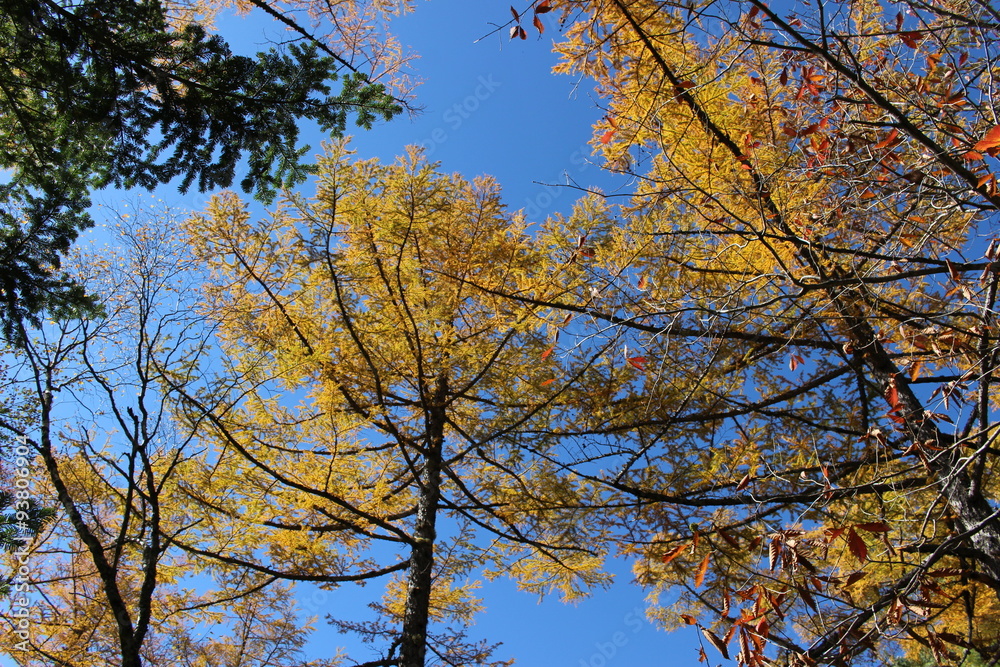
[899,30,923,48]
[847,528,868,563]
[885,375,900,409]
[735,473,752,492]
[510,5,520,21]
[856,522,891,533]
[843,571,867,587]
[533,14,544,33]
[717,526,740,549]
[534,0,552,13]
[701,627,730,660]
[768,536,781,571]
[798,585,818,611]
[754,616,770,640]
[946,258,961,282]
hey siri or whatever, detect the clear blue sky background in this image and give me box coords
[2,2,705,666]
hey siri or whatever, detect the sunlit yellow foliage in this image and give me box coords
[177,140,616,663]
[540,0,1000,664]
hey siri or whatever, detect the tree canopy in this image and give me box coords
[525,0,1000,664]
[0,0,402,339]
[4,0,1000,665]
[171,142,612,667]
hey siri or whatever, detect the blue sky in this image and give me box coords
[217,0,634,218]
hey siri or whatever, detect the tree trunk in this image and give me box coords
[398,375,447,667]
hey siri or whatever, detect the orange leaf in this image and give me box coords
[662,542,690,564]
[942,93,966,107]
[722,621,738,646]
[694,553,711,588]
[541,344,555,360]
[680,613,698,625]
[885,375,900,409]
[824,527,846,543]
[628,356,648,370]
[874,128,902,150]
[600,129,616,144]
[974,125,1000,152]
[540,378,556,386]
